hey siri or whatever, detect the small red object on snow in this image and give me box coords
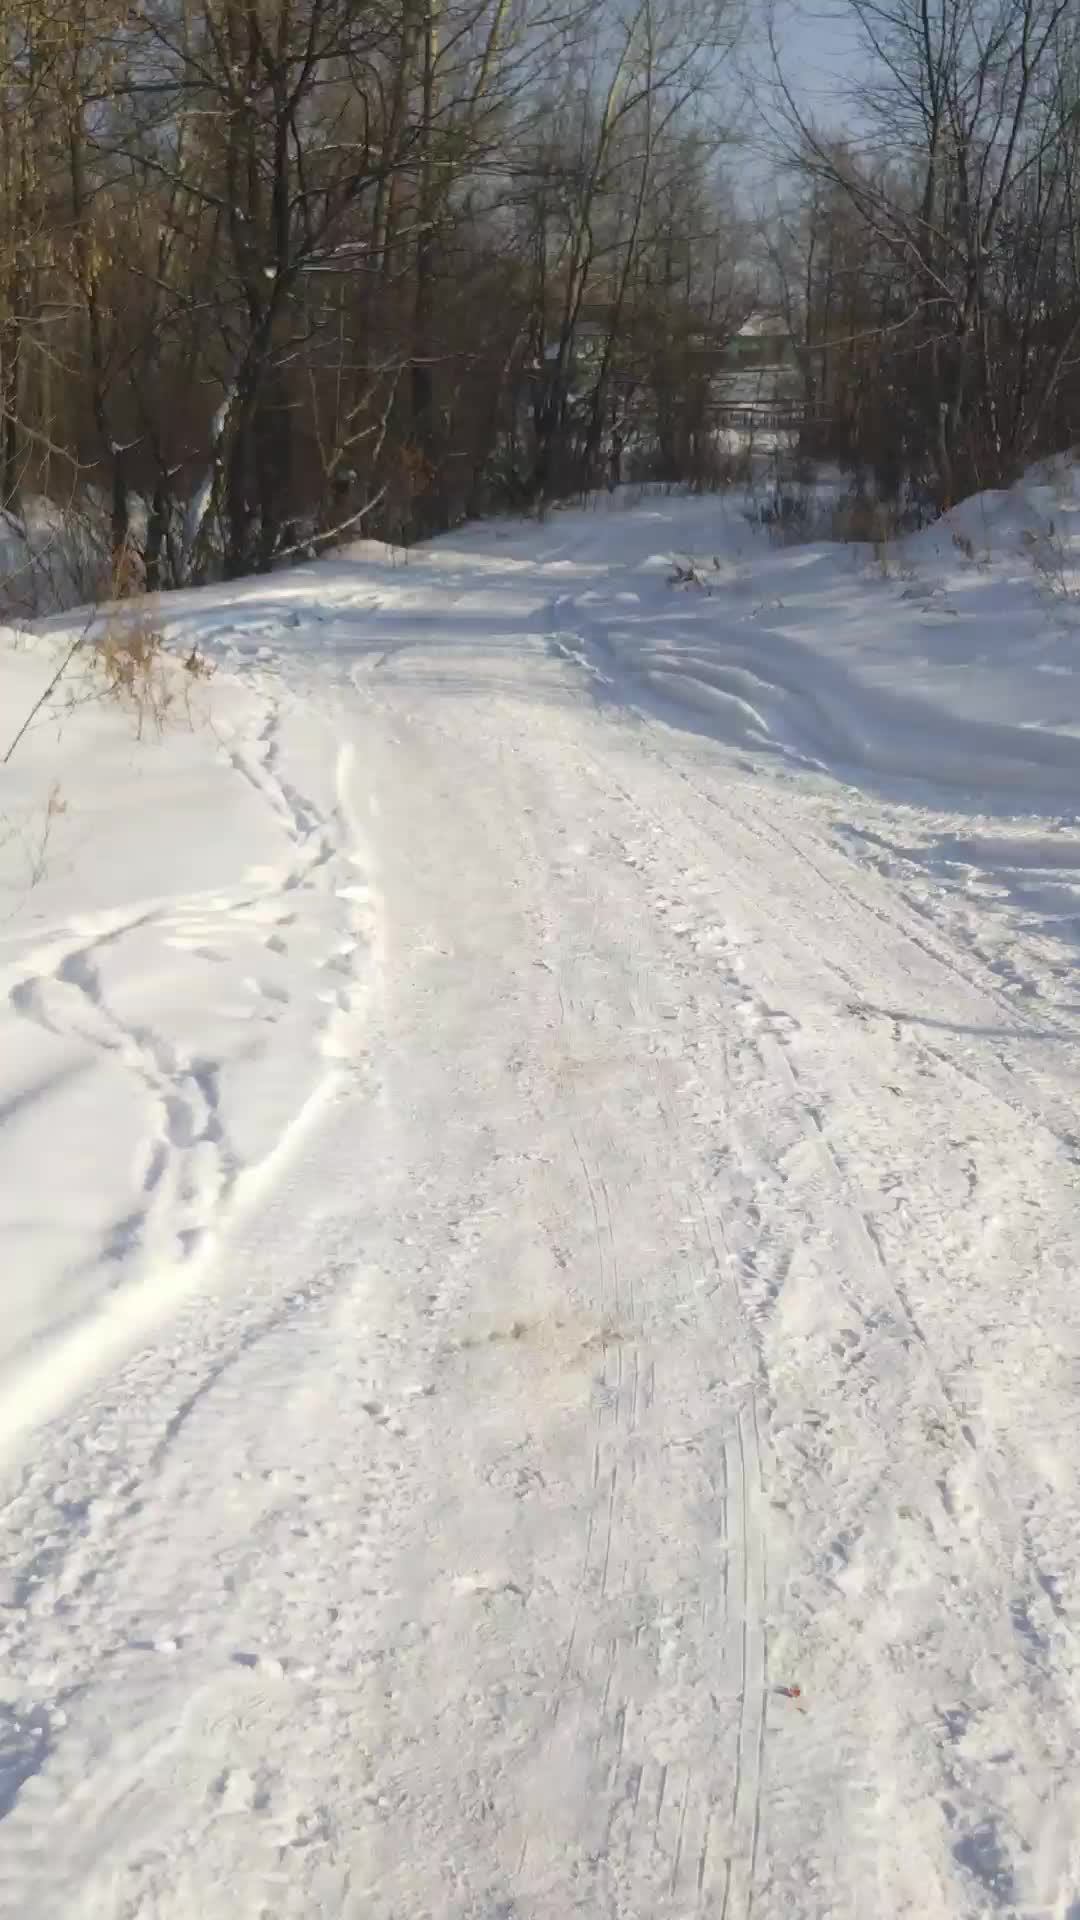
[779,1685,801,1699]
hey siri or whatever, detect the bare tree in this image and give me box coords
[767,0,1080,502]
[0,0,759,593]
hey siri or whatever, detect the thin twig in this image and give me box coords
[272,485,388,562]
[2,630,88,765]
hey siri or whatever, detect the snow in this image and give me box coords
[0,629,372,1444]
[3,469,1080,1916]
[731,311,793,341]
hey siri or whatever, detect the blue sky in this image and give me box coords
[732,0,871,199]
[773,1,868,117]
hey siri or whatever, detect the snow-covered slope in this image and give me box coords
[0,630,375,1444]
[2,475,1080,1918]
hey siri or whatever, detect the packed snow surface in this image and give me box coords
[3,471,1080,1917]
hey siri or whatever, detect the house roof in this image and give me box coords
[735,311,791,339]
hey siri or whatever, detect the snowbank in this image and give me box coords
[0,619,372,1434]
[506,467,1080,801]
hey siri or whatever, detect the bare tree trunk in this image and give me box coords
[68,100,132,580]
[410,0,440,535]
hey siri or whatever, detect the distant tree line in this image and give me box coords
[3,0,1077,591]
[767,0,1080,508]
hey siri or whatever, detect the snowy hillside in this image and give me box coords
[2,471,1080,1918]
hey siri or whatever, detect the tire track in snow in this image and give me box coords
[458,699,773,1916]
[570,1126,607,1324]
[656,743,1080,1156]
[0,1257,400,1916]
[715,1403,767,1920]
[595,733,1080,1909]
[554,733,980,1914]
[520,751,642,1766]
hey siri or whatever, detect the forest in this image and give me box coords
[0,0,1077,585]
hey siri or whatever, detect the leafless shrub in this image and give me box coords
[0,496,122,621]
[747,483,816,544]
[950,527,992,571]
[1021,521,1078,601]
[829,498,895,545]
[667,557,712,592]
[830,498,923,579]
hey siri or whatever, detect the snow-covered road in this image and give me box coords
[4,493,1080,1917]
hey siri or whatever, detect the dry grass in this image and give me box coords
[2,579,213,767]
[0,780,67,903]
[88,535,213,738]
[95,605,174,737]
[28,780,66,885]
[95,609,214,736]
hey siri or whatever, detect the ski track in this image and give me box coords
[2,512,1080,1918]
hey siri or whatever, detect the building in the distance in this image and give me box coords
[714,314,803,444]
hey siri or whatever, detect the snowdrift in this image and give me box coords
[528,464,1080,805]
